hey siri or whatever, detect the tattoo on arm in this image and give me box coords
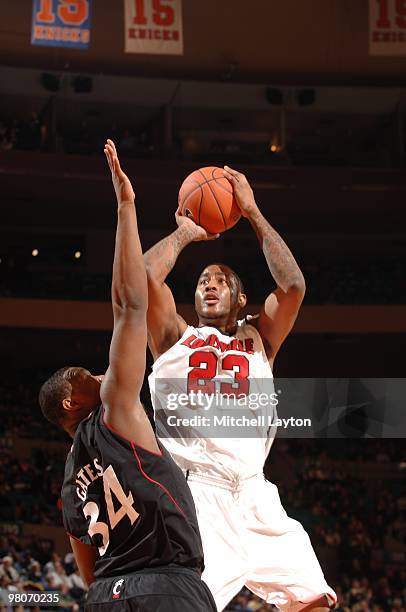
[248,208,305,293]
[144,224,197,284]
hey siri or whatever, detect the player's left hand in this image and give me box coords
[223,166,258,218]
[104,139,135,205]
[175,208,219,241]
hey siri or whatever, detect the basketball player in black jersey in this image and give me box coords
[38,140,216,612]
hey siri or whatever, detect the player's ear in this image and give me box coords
[62,397,79,412]
[238,293,247,308]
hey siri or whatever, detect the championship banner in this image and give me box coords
[31,0,92,49]
[369,0,406,55]
[124,0,183,55]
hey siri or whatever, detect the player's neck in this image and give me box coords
[197,318,237,336]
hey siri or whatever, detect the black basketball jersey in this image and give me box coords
[61,407,204,579]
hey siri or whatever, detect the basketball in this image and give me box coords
[178,166,241,234]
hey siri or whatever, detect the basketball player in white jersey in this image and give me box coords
[144,166,337,611]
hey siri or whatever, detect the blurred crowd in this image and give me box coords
[224,439,405,611]
[0,445,64,525]
[0,261,405,305]
[0,114,47,153]
[0,535,85,610]
[0,111,154,159]
[171,259,406,305]
[0,101,399,168]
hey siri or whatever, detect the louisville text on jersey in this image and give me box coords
[181,334,254,354]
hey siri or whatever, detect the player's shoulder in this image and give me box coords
[237,313,260,330]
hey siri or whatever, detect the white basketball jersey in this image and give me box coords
[148,317,277,480]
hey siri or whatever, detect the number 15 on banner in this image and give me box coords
[124,0,183,55]
[31,0,92,49]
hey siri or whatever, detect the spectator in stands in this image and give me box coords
[44,552,61,575]
[0,575,18,606]
[68,565,85,592]
[26,559,43,586]
[0,556,19,583]
[46,559,72,590]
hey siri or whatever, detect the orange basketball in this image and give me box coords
[178,166,241,234]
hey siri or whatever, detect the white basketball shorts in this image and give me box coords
[187,472,337,611]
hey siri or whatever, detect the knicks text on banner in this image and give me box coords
[31,0,92,49]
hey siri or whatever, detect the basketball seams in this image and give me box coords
[198,184,203,226]
[181,185,203,223]
[179,180,202,207]
[211,168,233,195]
[179,167,239,233]
[198,169,226,230]
[179,176,232,208]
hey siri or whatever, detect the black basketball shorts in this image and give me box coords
[85,567,217,611]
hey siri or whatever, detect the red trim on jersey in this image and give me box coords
[66,531,82,544]
[101,405,163,457]
[130,442,185,516]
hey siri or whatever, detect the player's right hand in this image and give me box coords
[104,139,135,205]
[175,208,219,242]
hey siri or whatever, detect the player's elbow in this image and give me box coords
[288,275,306,300]
[112,286,148,313]
[144,258,157,280]
[145,265,165,292]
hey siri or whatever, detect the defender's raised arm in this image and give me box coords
[100,140,159,453]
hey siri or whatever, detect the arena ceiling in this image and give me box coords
[1,0,406,86]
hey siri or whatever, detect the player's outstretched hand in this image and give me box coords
[104,139,135,205]
[175,208,219,242]
[223,166,258,218]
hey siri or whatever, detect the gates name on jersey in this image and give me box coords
[75,456,103,502]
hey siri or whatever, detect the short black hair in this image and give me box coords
[38,367,71,427]
[206,263,245,294]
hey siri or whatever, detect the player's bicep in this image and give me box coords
[108,310,147,394]
[101,312,146,418]
[258,286,305,360]
[69,537,97,588]
[147,279,186,359]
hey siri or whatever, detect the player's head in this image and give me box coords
[39,367,103,437]
[195,263,247,326]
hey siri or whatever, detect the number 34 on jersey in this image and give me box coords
[75,457,139,556]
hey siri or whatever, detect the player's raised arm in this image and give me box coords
[143,212,217,360]
[223,166,306,363]
[100,140,159,452]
